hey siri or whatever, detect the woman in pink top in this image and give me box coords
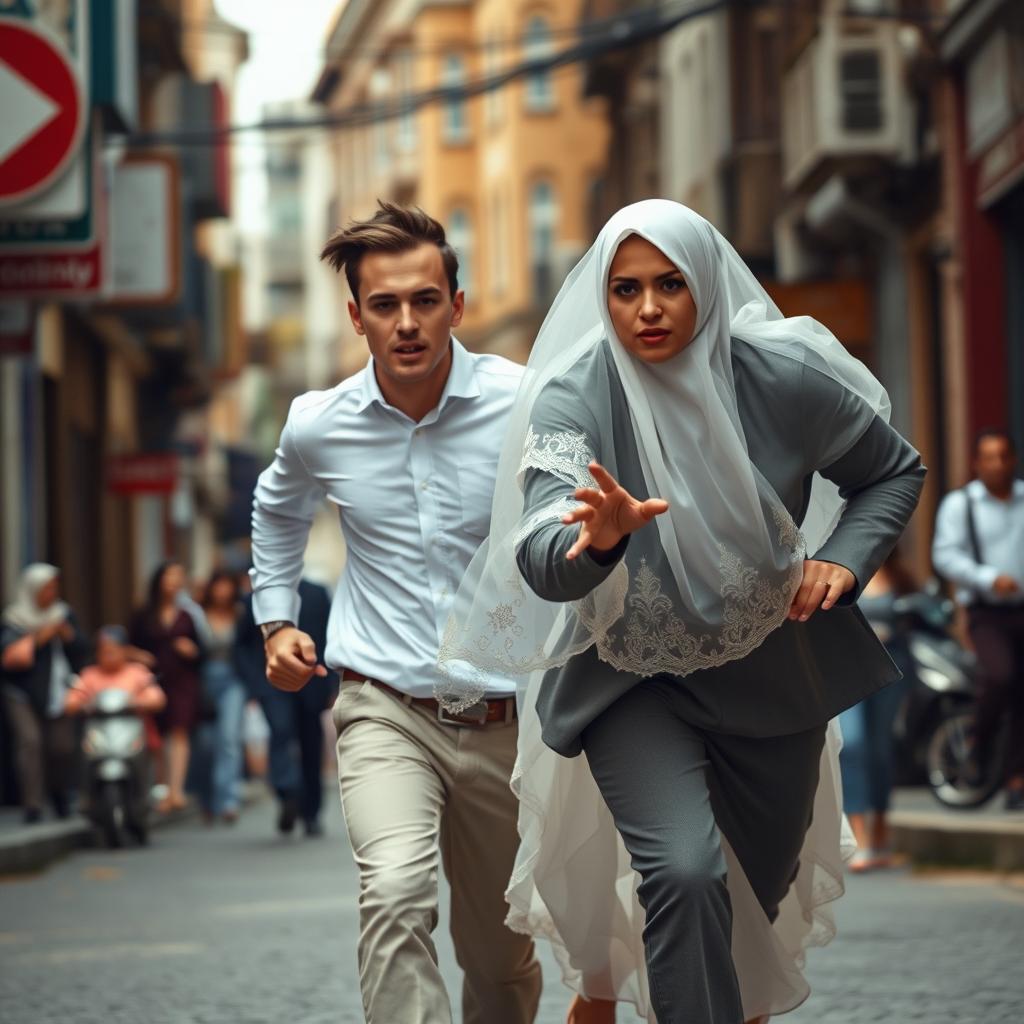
[66,627,166,747]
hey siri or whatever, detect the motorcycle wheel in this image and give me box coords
[926,710,1003,809]
[99,781,127,848]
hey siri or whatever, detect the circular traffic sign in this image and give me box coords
[0,17,85,207]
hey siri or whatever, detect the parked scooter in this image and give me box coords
[81,688,152,847]
[889,587,1005,809]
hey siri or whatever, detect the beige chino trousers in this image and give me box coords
[333,680,541,1024]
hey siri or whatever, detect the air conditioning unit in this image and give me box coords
[782,20,914,190]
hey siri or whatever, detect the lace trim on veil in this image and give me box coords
[443,427,807,687]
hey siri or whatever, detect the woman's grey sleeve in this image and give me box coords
[806,369,926,602]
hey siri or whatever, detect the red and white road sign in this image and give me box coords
[0,17,86,208]
[0,244,102,296]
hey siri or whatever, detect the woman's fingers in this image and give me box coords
[821,565,856,610]
[788,567,824,622]
[566,529,593,561]
[562,505,596,525]
[789,561,855,621]
[587,461,620,494]
[573,486,604,507]
[639,498,670,520]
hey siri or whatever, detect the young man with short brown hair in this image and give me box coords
[250,201,541,1023]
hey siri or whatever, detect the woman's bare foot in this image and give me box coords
[567,995,615,1023]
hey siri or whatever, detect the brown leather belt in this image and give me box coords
[342,669,516,726]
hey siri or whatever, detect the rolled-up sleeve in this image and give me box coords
[250,404,324,624]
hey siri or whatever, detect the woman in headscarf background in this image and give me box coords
[1,564,88,823]
[130,562,203,813]
[439,201,925,1024]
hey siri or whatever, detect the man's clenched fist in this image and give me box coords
[265,627,328,692]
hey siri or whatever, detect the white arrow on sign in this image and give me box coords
[0,59,60,165]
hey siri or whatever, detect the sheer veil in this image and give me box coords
[438,199,888,710]
[437,200,888,1019]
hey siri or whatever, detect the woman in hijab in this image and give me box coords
[1,564,88,823]
[130,562,203,813]
[439,201,925,1024]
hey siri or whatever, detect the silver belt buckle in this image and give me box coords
[438,700,489,726]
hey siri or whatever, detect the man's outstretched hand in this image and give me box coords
[265,627,328,692]
[561,461,669,560]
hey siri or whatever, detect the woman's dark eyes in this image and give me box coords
[612,279,685,297]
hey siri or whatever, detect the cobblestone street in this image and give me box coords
[2,793,1022,1024]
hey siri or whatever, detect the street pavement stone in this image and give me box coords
[1,791,1022,1023]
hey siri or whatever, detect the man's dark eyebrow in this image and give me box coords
[366,285,444,302]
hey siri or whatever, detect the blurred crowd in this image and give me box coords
[0,561,337,837]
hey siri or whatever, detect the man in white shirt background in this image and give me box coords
[933,429,1024,810]
[249,202,540,1023]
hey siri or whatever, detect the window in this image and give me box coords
[840,49,883,133]
[524,16,555,112]
[529,180,558,302]
[442,53,469,143]
[448,207,474,300]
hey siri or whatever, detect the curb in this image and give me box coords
[0,782,268,876]
[890,810,1024,871]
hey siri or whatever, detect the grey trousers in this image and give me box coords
[581,677,827,1024]
[2,691,76,814]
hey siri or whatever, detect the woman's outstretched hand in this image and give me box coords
[788,559,856,621]
[563,461,669,560]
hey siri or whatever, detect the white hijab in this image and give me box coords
[3,563,73,717]
[438,198,884,1019]
[3,564,69,632]
[438,199,888,710]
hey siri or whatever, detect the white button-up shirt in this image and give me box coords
[932,478,1024,606]
[250,340,523,698]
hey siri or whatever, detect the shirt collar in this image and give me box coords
[970,478,1024,502]
[355,337,480,415]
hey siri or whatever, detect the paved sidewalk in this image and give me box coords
[0,785,264,875]
[4,784,1022,875]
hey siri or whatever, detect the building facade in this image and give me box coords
[312,0,609,369]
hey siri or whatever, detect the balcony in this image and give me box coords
[782,19,915,191]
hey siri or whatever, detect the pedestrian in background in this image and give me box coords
[194,570,248,824]
[933,429,1024,809]
[840,549,917,870]
[130,562,203,814]
[0,564,88,823]
[65,625,166,757]
[236,577,335,837]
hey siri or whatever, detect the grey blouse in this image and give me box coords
[516,338,926,756]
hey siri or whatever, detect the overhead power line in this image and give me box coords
[120,0,939,149]
[120,1,726,148]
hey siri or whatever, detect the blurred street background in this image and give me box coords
[1,1,1023,1021]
